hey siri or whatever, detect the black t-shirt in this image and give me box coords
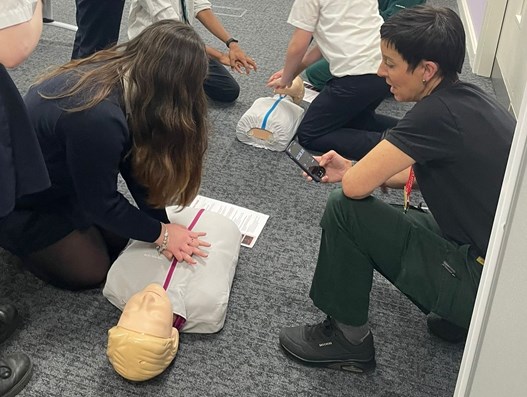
[0,64,50,217]
[386,79,515,257]
[22,71,168,242]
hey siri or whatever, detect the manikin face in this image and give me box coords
[107,283,179,382]
[274,75,305,104]
[377,40,429,102]
[118,283,174,338]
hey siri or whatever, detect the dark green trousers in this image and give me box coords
[310,189,483,329]
[305,59,331,91]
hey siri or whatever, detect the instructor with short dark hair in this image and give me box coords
[278,5,516,374]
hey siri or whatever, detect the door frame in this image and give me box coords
[457,0,508,77]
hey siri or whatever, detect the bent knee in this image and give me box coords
[56,266,109,291]
[207,83,240,103]
[224,84,241,102]
[297,128,314,149]
[326,188,351,209]
[52,258,110,291]
[323,189,374,226]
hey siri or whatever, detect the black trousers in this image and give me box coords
[205,59,240,103]
[72,0,125,59]
[297,73,396,160]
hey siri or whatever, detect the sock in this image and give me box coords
[335,320,369,345]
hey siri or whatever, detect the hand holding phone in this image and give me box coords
[285,140,326,182]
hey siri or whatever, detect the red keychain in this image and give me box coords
[403,167,415,213]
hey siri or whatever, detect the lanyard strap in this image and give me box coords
[180,0,189,24]
[403,167,415,213]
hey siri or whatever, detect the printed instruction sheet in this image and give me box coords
[302,80,321,103]
[189,195,269,248]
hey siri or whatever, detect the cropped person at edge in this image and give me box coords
[1,1,45,395]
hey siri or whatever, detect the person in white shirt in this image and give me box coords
[129,0,257,103]
[268,0,397,160]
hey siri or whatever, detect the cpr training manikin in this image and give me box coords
[104,207,242,381]
[236,76,306,151]
[107,283,179,382]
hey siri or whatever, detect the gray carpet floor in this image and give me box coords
[1,0,496,396]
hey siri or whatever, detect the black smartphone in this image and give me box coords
[285,140,326,182]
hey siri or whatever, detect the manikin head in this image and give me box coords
[107,283,179,381]
[274,76,305,105]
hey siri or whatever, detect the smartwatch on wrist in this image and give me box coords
[225,38,239,48]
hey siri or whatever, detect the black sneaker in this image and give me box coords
[0,304,20,344]
[427,313,467,343]
[0,353,33,397]
[279,316,376,373]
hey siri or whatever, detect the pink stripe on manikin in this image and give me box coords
[162,208,205,290]
[162,208,205,329]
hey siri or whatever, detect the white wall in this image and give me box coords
[459,0,526,115]
[457,1,476,64]
[457,0,488,66]
[465,0,486,38]
[458,0,506,77]
[495,0,527,116]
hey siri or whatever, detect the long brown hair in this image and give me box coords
[35,20,209,208]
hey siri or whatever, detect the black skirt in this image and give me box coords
[0,204,76,256]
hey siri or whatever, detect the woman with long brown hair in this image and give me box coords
[0,20,211,290]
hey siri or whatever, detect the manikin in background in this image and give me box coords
[236,76,306,151]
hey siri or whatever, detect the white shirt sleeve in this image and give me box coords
[128,0,212,39]
[287,0,320,33]
[0,0,37,30]
[193,0,211,16]
[128,0,181,39]
[139,0,180,21]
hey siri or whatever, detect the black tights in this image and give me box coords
[22,227,128,291]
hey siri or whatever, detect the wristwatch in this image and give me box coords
[225,38,239,48]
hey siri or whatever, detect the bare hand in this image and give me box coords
[227,44,257,74]
[267,69,292,90]
[161,223,211,265]
[218,52,231,67]
[302,150,352,183]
